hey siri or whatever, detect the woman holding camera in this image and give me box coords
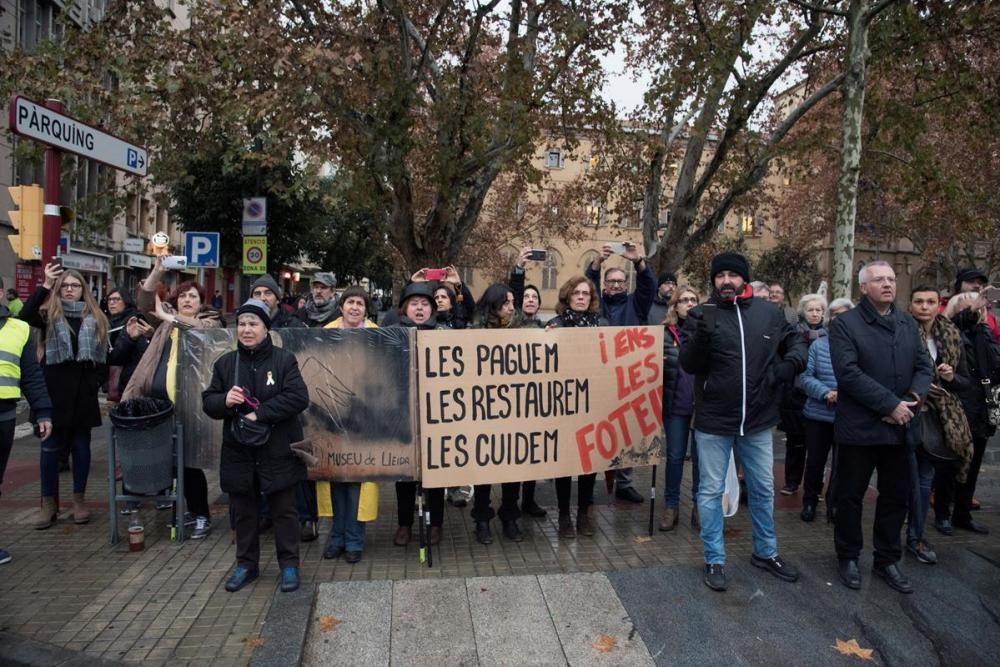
[21,262,109,528]
[121,256,223,538]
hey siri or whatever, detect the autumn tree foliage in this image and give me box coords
[1,0,627,275]
[776,1,1000,284]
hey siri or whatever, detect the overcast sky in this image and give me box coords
[601,46,650,115]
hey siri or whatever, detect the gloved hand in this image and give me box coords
[773,360,796,384]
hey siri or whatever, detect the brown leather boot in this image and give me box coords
[72,493,90,524]
[658,507,678,532]
[558,513,576,539]
[429,526,442,546]
[34,496,58,530]
[576,510,594,537]
[393,525,412,546]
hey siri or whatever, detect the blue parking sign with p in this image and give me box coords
[185,232,220,268]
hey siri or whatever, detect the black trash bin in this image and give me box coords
[110,398,175,494]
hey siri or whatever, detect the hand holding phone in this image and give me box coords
[160,255,187,270]
[526,249,547,262]
[607,242,626,255]
[424,268,448,281]
[700,303,717,337]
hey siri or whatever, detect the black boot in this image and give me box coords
[474,521,493,545]
[502,520,524,542]
[801,503,816,522]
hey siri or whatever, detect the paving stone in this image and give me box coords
[539,573,654,666]
[301,581,391,666]
[391,579,477,666]
[466,576,565,666]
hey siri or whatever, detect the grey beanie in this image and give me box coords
[236,298,272,329]
[250,274,283,299]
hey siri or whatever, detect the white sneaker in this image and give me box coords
[191,516,211,540]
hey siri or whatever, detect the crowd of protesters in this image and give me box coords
[0,248,996,597]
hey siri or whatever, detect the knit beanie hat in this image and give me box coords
[250,274,283,299]
[710,252,751,283]
[658,272,678,287]
[236,298,272,329]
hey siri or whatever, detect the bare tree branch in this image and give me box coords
[788,0,849,18]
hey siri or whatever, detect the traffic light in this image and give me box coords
[7,185,43,261]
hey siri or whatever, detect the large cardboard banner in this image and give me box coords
[416,326,665,488]
[175,327,419,481]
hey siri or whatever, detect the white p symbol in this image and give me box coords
[193,237,212,261]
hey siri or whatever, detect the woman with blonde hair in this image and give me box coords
[660,285,702,531]
[21,262,109,528]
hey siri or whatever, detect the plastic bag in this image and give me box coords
[722,452,740,517]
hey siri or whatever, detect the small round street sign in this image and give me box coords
[246,247,263,263]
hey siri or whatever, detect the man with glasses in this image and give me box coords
[647,272,678,328]
[829,261,933,594]
[585,241,656,503]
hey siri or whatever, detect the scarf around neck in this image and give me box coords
[46,300,106,366]
[919,314,973,481]
[557,310,601,327]
[305,297,338,324]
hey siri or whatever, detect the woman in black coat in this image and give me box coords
[946,293,1000,534]
[21,263,109,529]
[546,275,608,539]
[202,299,310,594]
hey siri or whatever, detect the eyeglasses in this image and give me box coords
[606,279,626,286]
[61,283,83,290]
[677,297,698,304]
[106,296,122,302]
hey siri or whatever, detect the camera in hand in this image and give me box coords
[161,255,188,270]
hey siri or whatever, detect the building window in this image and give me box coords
[587,202,606,226]
[542,252,559,290]
[545,149,562,169]
[741,213,759,236]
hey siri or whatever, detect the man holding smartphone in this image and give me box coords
[680,252,807,592]
[585,241,656,503]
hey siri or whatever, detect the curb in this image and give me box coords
[249,583,316,667]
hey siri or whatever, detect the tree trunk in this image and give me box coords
[831,0,870,299]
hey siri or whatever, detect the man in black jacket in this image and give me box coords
[829,260,933,594]
[0,305,53,564]
[251,275,306,329]
[680,252,808,592]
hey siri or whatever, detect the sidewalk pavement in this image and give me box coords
[1,424,997,665]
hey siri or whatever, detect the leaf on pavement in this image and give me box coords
[319,615,341,633]
[831,638,874,661]
[245,637,265,648]
[592,634,617,653]
[634,535,652,544]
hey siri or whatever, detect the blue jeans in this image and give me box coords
[906,447,935,545]
[40,428,91,497]
[696,428,777,565]
[328,483,366,552]
[664,414,698,508]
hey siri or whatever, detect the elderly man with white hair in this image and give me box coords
[829,261,933,594]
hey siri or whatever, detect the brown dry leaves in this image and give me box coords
[319,615,342,633]
[831,638,874,661]
[592,634,617,653]
[244,637,265,648]
[633,535,653,544]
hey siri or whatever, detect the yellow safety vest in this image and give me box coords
[0,318,30,400]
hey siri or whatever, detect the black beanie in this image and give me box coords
[710,252,750,283]
[236,298,272,329]
[658,272,678,287]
